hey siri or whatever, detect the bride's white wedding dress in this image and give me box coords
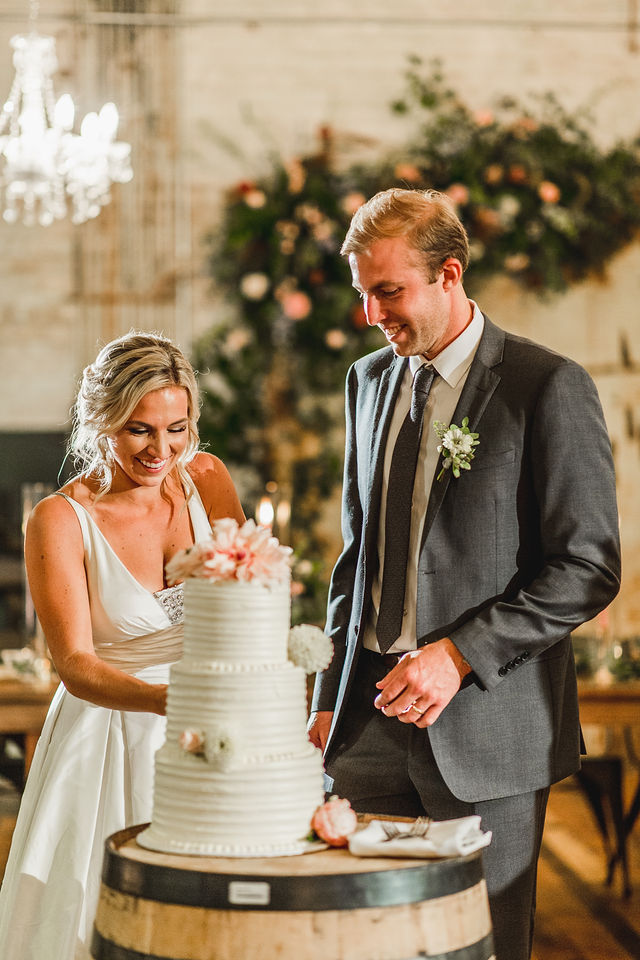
[0,486,211,960]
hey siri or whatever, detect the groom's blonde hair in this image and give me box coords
[341,188,470,283]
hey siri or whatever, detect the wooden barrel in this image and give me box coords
[91,823,495,960]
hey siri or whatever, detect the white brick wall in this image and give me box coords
[0,1,638,628]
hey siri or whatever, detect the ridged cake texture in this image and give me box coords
[138,577,325,856]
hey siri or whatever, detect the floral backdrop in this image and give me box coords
[194,59,640,625]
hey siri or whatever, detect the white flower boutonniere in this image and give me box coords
[433,417,480,481]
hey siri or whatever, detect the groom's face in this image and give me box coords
[349,236,453,359]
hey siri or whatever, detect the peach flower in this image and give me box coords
[341,192,367,216]
[538,180,561,204]
[473,109,494,127]
[325,329,347,350]
[446,183,469,206]
[282,290,312,320]
[179,729,205,754]
[504,253,531,272]
[508,165,527,184]
[311,796,358,847]
[484,164,504,185]
[394,162,422,183]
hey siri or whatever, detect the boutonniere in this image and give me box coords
[433,417,480,481]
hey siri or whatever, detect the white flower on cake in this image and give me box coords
[165,517,293,587]
[179,725,238,770]
[288,624,334,674]
[203,724,238,771]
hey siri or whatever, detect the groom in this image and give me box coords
[308,188,620,960]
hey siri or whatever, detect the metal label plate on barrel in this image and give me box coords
[228,880,271,906]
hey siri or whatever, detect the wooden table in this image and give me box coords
[578,681,640,727]
[577,681,640,897]
[0,677,58,778]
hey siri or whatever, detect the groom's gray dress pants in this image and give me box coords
[324,648,549,960]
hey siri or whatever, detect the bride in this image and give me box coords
[0,331,245,959]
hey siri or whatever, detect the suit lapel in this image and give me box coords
[421,316,504,544]
[364,355,407,540]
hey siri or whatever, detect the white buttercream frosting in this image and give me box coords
[138,577,324,857]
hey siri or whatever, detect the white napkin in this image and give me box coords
[348,815,492,859]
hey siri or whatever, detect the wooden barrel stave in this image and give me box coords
[91,825,495,960]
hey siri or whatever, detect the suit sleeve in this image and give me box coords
[450,360,621,690]
[311,364,362,712]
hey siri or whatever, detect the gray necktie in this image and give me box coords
[376,363,436,653]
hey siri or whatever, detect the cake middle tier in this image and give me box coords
[165,661,312,758]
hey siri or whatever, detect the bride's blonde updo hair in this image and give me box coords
[69,331,200,496]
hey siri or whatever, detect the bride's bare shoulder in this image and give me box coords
[186,453,244,523]
[186,451,228,482]
[30,477,95,527]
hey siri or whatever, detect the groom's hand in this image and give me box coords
[307,710,334,751]
[374,638,471,727]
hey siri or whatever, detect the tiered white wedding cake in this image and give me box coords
[137,519,330,857]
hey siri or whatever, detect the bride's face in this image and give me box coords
[107,386,190,488]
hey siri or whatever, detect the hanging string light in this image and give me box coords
[0,1,132,226]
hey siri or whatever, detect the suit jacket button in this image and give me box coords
[498,666,508,677]
[522,651,530,659]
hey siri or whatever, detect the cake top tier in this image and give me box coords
[166,518,292,588]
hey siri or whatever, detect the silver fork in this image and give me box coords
[380,817,432,841]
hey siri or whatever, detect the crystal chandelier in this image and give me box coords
[0,2,133,226]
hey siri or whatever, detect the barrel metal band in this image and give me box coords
[102,835,485,912]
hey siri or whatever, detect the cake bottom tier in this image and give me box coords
[138,746,324,857]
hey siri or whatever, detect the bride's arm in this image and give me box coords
[24,495,167,715]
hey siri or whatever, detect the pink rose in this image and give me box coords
[282,290,312,320]
[473,109,494,127]
[311,796,358,847]
[394,163,422,183]
[484,164,504,185]
[538,180,561,204]
[446,183,469,206]
[508,165,527,184]
[341,192,367,216]
[179,729,204,754]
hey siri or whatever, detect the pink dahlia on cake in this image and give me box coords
[165,517,292,587]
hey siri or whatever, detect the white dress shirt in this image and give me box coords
[363,302,485,654]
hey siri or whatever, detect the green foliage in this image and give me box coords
[195,60,640,622]
[390,60,640,293]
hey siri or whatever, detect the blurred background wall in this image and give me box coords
[0,0,639,648]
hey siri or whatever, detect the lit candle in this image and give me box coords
[256,496,275,527]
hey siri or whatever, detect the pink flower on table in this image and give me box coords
[311,796,358,847]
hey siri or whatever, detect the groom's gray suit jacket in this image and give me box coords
[312,316,621,803]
